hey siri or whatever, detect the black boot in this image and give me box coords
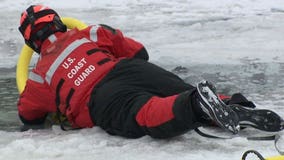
[230,104,284,132]
[196,80,240,134]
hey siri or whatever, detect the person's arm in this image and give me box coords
[18,70,56,130]
[84,24,149,60]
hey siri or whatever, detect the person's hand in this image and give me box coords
[20,124,46,131]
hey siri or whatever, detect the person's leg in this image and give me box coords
[108,58,195,96]
[88,59,200,138]
[136,80,242,138]
[135,90,203,138]
[89,80,202,138]
[88,59,239,138]
[89,81,152,138]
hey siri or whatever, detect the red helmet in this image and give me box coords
[19,5,67,53]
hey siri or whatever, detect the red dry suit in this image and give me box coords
[18,24,251,139]
[18,24,148,128]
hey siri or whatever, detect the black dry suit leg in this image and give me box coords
[88,59,205,138]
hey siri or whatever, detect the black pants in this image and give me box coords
[88,59,202,138]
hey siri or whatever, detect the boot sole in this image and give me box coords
[197,81,240,134]
[233,105,284,132]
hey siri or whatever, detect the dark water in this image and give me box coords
[0,77,22,131]
[0,61,283,131]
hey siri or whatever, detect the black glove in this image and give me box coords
[19,113,71,131]
[223,93,256,108]
[20,124,46,132]
[19,114,50,132]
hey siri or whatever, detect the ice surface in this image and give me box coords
[0,0,283,159]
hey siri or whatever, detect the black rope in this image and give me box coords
[274,134,284,155]
[247,135,277,141]
[194,128,233,139]
[241,150,265,160]
[195,127,278,141]
[195,127,284,156]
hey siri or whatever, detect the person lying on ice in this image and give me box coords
[17,5,284,138]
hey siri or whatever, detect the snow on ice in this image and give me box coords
[0,0,284,159]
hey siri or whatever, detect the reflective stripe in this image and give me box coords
[89,25,99,42]
[29,71,44,84]
[48,34,57,43]
[45,38,91,84]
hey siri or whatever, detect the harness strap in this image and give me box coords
[55,79,66,130]
[66,88,75,109]
[55,79,76,130]
[98,58,111,65]
[86,48,112,65]
[86,48,110,55]
[58,88,76,131]
[55,79,65,107]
